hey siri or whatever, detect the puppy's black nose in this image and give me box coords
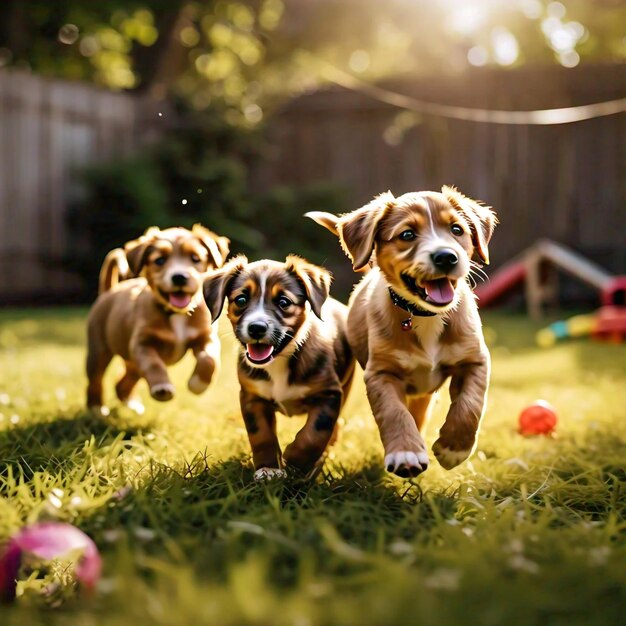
[171,273,189,287]
[247,321,268,339]
[431,249,458,272]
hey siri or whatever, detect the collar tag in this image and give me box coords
[400,318,412,331]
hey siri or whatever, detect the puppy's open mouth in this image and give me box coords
[401,273,456,307]
[160,290,193,310]
[246,343,275,365]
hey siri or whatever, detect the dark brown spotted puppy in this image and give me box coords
[86,224,229,417]
[307,186,497,477]
[203,255,355,480]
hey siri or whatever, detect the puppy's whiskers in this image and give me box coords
[283,330,304,347]
[470,262,489,282]
[469,269,488,285]
[470,267,488,280]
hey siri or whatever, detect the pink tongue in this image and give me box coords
[247,344,274,362]
[169,293,192,309]
[424,279,455,305]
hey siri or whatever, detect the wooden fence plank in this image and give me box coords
[0,70,163,302]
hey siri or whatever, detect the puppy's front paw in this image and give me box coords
[188,374,210,395]
[254,467,286,482]
[384,450,429,477]
[432,439,473,470]
[150,383,175,402]
[89,405,110,419]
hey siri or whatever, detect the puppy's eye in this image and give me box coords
[277,296,292,310]
[154,257,167,266]
[450,224,464,236]
[191,254,202,264]
[399,230,416,241]
[234,294,248,307]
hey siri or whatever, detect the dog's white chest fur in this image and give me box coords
[392,316,447,393]
[413,315,445,366]
[250,357,310,416]
[169,314,192,361]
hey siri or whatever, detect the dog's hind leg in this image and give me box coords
[86,347,113,417]
[132,343,175,401]
[326,366,355,448]
[116,361,144,414]
[188,335,220,395]
[284,389,343,473]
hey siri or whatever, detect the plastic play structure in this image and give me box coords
[475,239,626,344]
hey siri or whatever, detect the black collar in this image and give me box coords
[388,287,437,318]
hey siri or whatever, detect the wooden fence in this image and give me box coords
[0,70,164,303]
[250,64,626,279]
[0,64,624,303]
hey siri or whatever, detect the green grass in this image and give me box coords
[0,308,625,626]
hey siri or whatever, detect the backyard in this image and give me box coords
[0,307,624,626]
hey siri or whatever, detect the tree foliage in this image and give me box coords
[1,1,624,125]
[65,107,347,298]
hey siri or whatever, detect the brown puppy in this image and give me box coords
[203,255,355,480]
[86,224,229,416]
[307,186,497,477]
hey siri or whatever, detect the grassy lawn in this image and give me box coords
[0,307,624,626]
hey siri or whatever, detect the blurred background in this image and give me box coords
[0,0,624,304]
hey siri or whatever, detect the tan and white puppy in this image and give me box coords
[203,255,355,480]
[307,186,497,477]
[86,224,229,416]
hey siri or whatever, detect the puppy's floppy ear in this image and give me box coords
[442,186,497,264]
[214,235,231,265]
[124,227,160,276]
[337,192,395,271]
[286,255,331,319]
[202,255,247,321]
[305,212,339,236]
[192,223,230,268]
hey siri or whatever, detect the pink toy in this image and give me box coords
[0,522,101,602]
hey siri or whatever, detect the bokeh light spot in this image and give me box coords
[547,2,566,20]
[446,5,487,36]
[349,50,370,73]
[468,46,488,67]
[559,50,580,68]
[79,36,99,57]
[244,103,263,124]
[492,27,519,66]
[180,27,200,47]
[520,0,543,20]
[58,24,79,45]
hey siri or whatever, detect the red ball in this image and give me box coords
[518,400,557,435]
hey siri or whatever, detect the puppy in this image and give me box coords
[203,255,355,479]
[307,186,497,477]
[86,224,229,416]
